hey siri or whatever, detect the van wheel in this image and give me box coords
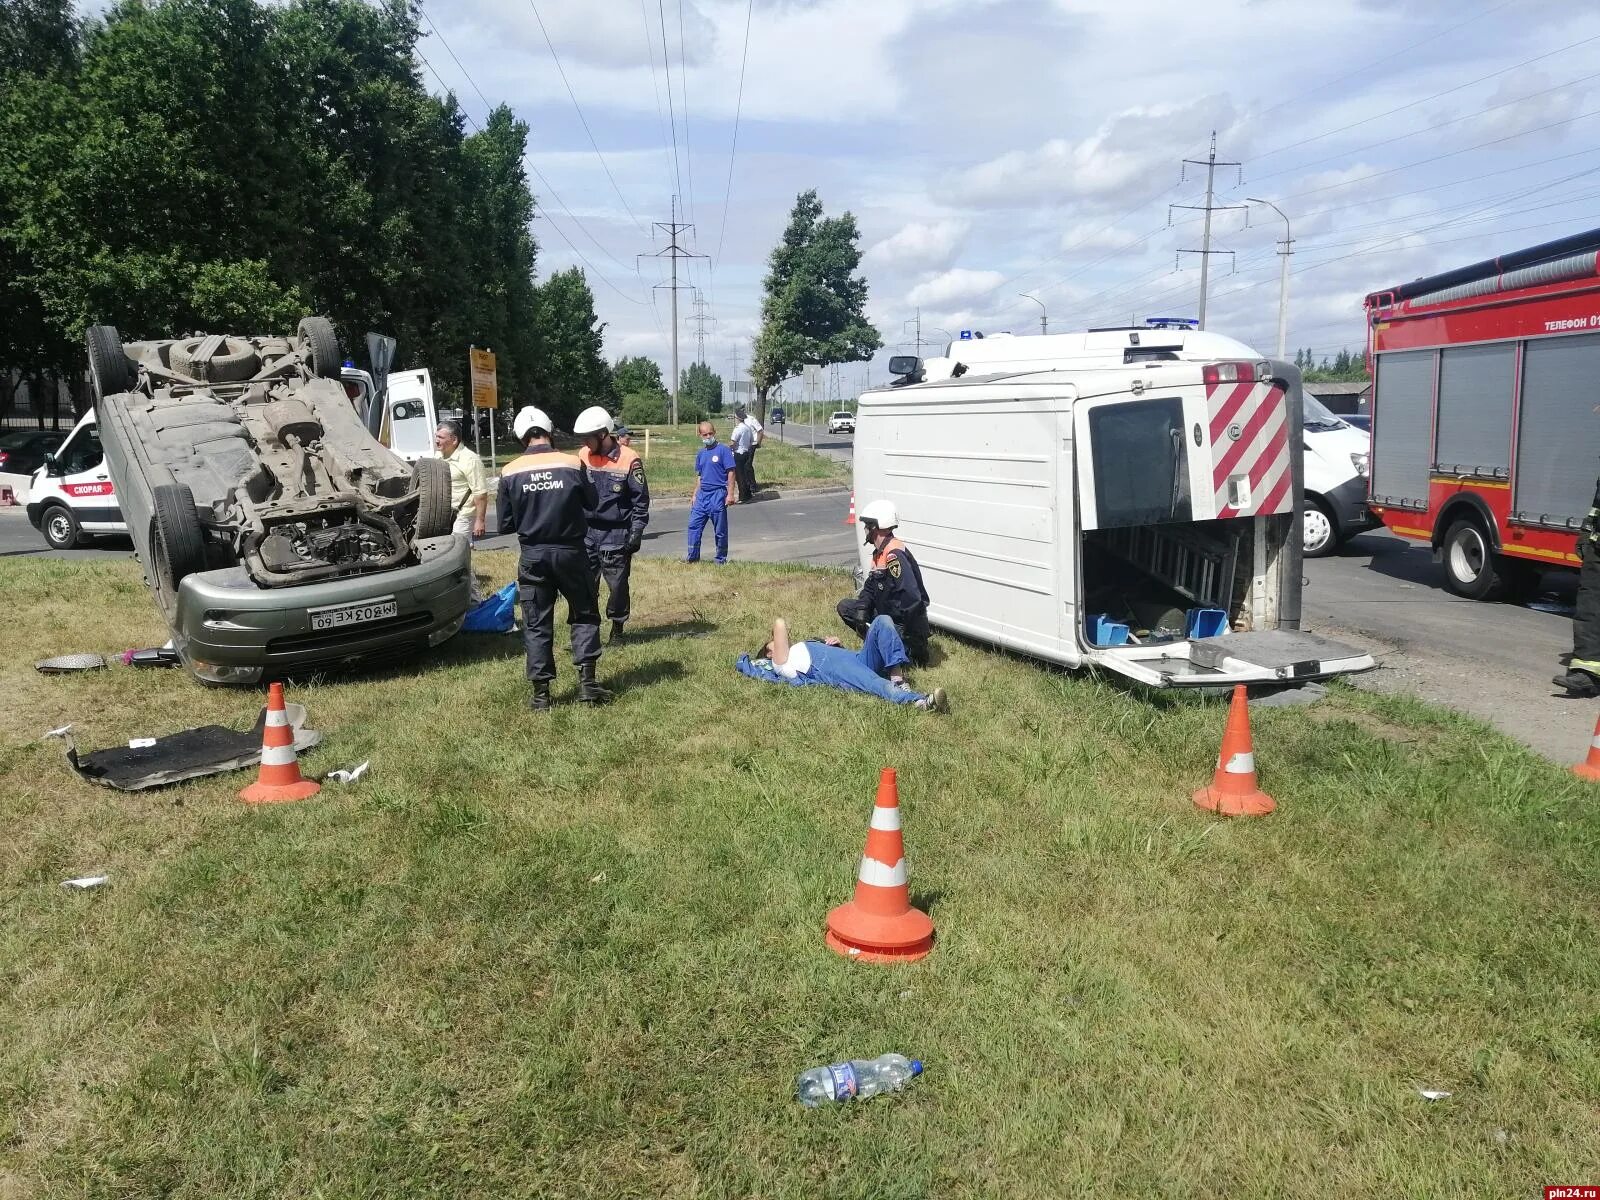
[41,504,85,550]
[151,483,207,604]
[86,324,131,402]
[297,317,342,380]
[1302,498,1338,558]
[413,457,454,539]
[1441,517,1506,601]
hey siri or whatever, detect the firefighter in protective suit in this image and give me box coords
[574,405,650,645]
[498,405,611,710]
[837,499,932,667]
[1555,475,1600,696]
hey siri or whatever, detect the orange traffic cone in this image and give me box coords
[1573,712,1600,781]
[825,768,934,963]
[1192,685,1275,817]
[240,682,321,804]
[844,492,856,526]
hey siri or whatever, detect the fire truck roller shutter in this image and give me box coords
[1513,332,1600,530]
[1434,344,1515,480]
[1370,350,1434,509]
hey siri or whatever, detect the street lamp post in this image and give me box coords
[1018,293,1047,335]
[1246,197,1293,360]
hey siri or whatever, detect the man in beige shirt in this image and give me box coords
[435,420,488,601]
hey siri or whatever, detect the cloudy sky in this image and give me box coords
[417,0,1600,395]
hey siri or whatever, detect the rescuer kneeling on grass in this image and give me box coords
[499,405,612,710]
[1556,474,1600,697]
[837,500,932,667]
[737,615,948,712]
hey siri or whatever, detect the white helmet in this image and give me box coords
[513,405,554,441]
[572,405,614,436]
[859,499,898,529]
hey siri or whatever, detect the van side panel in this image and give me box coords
[855,388,1071,662]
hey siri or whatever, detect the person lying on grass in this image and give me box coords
[736,614,949,712]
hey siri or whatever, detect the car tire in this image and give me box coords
[41,504,85,550]
[1441,517,1507,601]
[170,336,261,383]
[86,324,131,402]
[297,316,342,380]
[151,483,208,604]
[1302,497,1339,558]
[413,457,454,539]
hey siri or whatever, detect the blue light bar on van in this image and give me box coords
[1145,317,1198,329]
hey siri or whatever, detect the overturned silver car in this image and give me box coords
[87,318,471,684]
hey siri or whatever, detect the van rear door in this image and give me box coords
[380,369,440,462]
[1072,375,1375,687]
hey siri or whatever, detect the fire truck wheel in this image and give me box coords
[1441,517,1506,601]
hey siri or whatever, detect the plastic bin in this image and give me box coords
[1086,613,1130,647]
[1185,608,1228,640]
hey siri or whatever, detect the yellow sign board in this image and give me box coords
[469,348,498,410]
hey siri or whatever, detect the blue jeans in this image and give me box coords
[805,617,922,705]
[686,490,728,563]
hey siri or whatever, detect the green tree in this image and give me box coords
[750,190,881,419]
[532,267,614,427]
[680,361,723,416]
[613,355,667,399]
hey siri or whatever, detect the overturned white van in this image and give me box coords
[853,326,1376,687]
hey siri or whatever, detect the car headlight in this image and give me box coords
[188,660,264,685]
[1351,452,1369,478]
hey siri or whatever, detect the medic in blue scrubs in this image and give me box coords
[687,420,736,564]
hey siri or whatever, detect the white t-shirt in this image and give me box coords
[773,641,812,680]
[731,415,762,452]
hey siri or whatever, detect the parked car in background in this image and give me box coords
[0,429,62,503]
[827,410,856,434]
[85,318,471,684]
[1302,395,1378,558]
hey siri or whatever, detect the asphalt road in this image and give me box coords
[4,495,1590,762]
[763,419,855,465]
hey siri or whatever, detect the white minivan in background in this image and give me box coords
[1301,394,1377,558]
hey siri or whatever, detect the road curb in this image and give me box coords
[648,484,851,512]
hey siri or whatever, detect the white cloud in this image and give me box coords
[944,95,1240,208]
[864,219,970,271]
[906,268,1007,308]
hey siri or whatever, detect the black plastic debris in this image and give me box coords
[65,703,321,791]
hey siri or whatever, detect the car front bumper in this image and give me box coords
[1323,474,1379,537]
[170,534,473,681]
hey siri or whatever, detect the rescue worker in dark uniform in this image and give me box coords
[498,405,611,710]
[1555,473,1600,696]
[574,405,650,645]
[836,499,932,667]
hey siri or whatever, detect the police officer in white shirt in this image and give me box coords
[729,403,763,503]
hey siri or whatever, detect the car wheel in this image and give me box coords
[41,504,84,550]
[150,483,208,606]
[86,324,131,403]
[1302,498,1339,558]
[413,457,454,539]
[170,335,261,383]
[297,316,342,380]
[1441,517,1507,601]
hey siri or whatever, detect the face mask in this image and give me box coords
[702,435,716,447]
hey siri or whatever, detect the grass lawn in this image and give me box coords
[492,425,846,499]
[3,553,1599,1198]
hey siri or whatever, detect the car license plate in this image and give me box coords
[309,597,398,631]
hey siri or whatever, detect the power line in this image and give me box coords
[525,0,646,232]
[656,0,686,211]
[638,0,678,203]
[713,0,754,267]
[1249,67,1600,184]
[419,9,493,115]
[1250,32,1600,165]
[415,24,646,306]
[675,0,696,228]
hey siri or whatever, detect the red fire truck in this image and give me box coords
[1364,228,1600,599]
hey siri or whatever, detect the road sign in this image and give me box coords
[469,348,497,410]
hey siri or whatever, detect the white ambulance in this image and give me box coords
[853,324,1376,687]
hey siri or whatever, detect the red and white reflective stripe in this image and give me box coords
[1223,751,1256,775]
[261,743,298,767]
[858,855,908,887]
[265,706,289,728]
[1590,732,1600,752]
[1206,381,1291,519]
[869,804,901,831]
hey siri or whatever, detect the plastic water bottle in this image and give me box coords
[796,1053,923,1106]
